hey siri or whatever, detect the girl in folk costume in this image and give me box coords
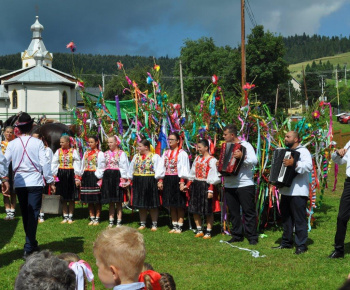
[52,135,81,224]
[183,139,221,239]
[128,139,161,231]
[155,132,190,233]
[32,132,54,223]
[80,136,105,226]
[2,126,16,220]
[101,136,129,227]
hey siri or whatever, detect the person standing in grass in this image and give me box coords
[2,126,16,220]
[220,124,259,245]
[329,142,350,258]
[101,135,129,228]
[32,132,53,223]
[156,132,190,234]
[183,139,220,239]
[128,139,161,231]
[272,131,312,255]
[80,136,105,226]
[5,113,55,258]
[52,134,81,224]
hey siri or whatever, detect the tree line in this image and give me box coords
[2,29,350,111]
[284,34,350,64]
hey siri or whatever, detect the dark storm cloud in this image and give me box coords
[0,0,347,57]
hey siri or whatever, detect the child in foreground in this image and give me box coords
[58,252,95,290]
[93,226,146,289]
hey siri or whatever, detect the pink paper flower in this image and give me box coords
[125,76,132,85]
[312,110,320,120]
[66,41,76,52]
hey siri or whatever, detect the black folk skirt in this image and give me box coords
[131,175,159,209]
[80,171,101,204]
[162,175,187,208]
[188,180,213,215]
[56,169,78,201]
[100,169,124,204]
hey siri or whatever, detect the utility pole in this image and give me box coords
[319,75,326,101]
[274,85,279,115]
[179,60,185,115]
[241,0,246,87]
[336,68,340,114]
[302,65,308,110]
[345,63,347,86]
[288,81,292,109]
[102,69,105,93]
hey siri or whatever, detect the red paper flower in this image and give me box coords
[243,82,255,91]
[66,41,76,52]
[212,75,218,85]
[117,62,123,70]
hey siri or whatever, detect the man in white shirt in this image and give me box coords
[273,131,312,255]
[0,151,10,196]
[329,141,350,258]
[221,125,259,245]
[5,113,55,259]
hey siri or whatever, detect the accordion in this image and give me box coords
[218,142,246,176]
[269,148,300,187]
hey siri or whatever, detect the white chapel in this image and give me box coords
[0,16,78,121]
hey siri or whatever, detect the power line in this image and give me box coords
[245,0,257,27]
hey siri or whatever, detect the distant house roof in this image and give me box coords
[2,65,76,86]
[76,87,100,102]
[291,77,301,85]
[0,85,8,100]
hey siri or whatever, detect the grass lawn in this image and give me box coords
[1,165,350,289]
[289,51,350,80]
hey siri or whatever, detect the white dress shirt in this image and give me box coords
[0,150,8,181]
[5,136,53,188]
[224,141,257,188]
[279,145,312,197]
[332,140,350,178]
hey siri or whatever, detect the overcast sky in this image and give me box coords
[0,0,349,58]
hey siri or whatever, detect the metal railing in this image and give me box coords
[0,112,76,125]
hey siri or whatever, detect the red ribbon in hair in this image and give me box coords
[138,270,161,290]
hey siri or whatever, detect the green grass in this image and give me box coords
[289,51,350,80]
[1,167,350,289]
[333,116,350,133]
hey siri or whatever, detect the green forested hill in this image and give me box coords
[0,53,177,76]
[283,34,350,64]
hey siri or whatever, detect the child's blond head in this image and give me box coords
[93,226,146,282]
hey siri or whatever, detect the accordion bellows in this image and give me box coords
[218,143,246,176]
[269,148,300,187]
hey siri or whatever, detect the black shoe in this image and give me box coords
[272,245,292,249]
[249,240,258,245]
[328,250,344,259]
[227,237,244,243]
[295,248,307,255]
[23,246,40,260]
[23,250,33,260]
